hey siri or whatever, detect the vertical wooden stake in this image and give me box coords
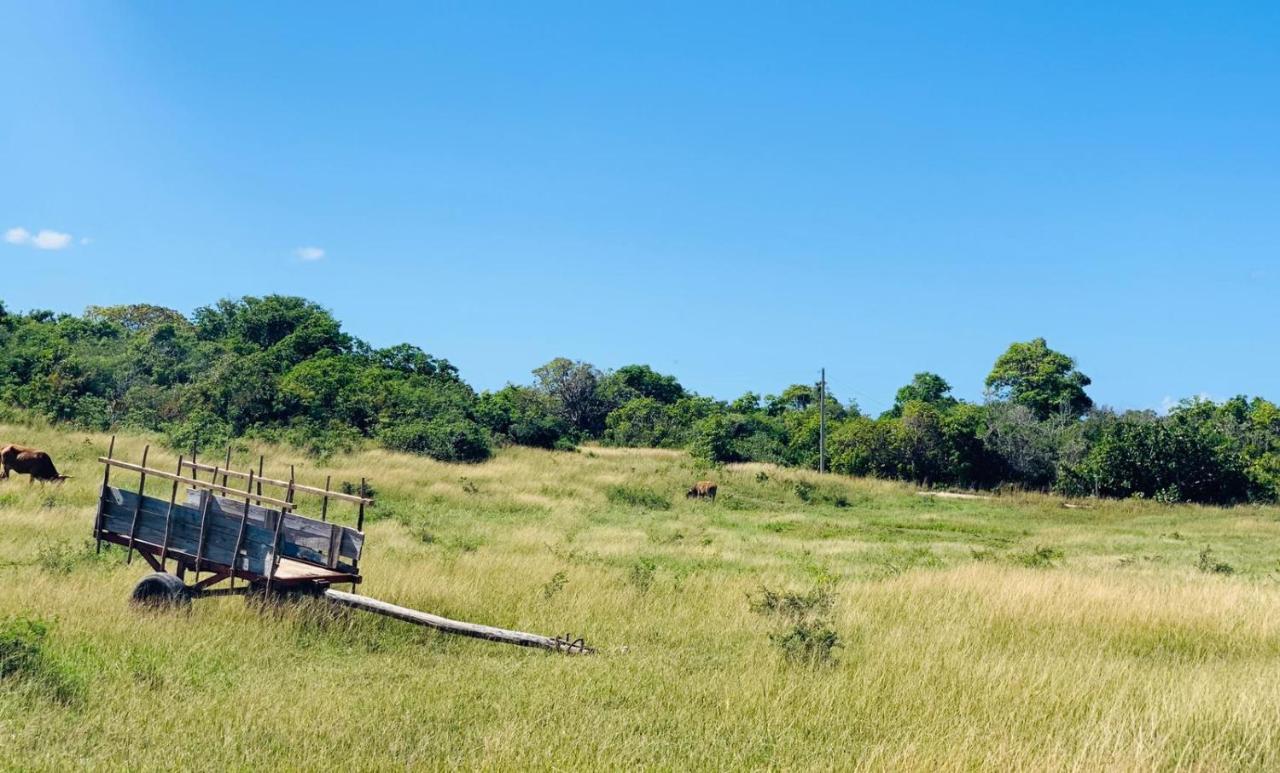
[95,435,116,554]
[353,477,367,584]
[190,443,199,482]
[192,475,216,585]
[158,455,183,570]
[357,477,366,532]
[327,523,341,569]
[229,470,255,591]
[265,496,288,596]
[124,445,150,564]
[320,474,331,523]
[257,455,264,503]
[285,464,296,513]
[222,445,232,488]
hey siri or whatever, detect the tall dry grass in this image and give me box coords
[2,419,1280,769]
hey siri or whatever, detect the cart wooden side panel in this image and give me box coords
[96,485,363,585]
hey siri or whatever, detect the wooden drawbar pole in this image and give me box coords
[323,589,593,655]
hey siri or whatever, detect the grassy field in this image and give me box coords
[3,418,1280,770]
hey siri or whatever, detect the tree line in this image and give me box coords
[0,296,1275,505]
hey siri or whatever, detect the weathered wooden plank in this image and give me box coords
[184,490,361,568]
[179,460,373,505]
[327,524,341,569]
[339,529,363,562]
[102,487,272,575]
[97,458,295,509]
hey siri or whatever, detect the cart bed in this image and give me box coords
[96,484,363,586]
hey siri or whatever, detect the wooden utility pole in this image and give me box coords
[819,367,827,474]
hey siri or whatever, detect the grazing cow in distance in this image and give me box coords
[0,445,69,483]
[686,480,717,501]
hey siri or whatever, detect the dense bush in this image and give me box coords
[1057,402,1261,504]
[378,416,491,463]
[0,296,491,463]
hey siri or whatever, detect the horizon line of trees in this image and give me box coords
[0,296,1275,506]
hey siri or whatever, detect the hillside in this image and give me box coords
[3,419,1280,769]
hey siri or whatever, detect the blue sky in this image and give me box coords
[2,2,1277,415]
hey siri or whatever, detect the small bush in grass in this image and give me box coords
[446,535,483,554]
[0,617,46,679]
[606,485,671,510]
[629,558,657,593]
[771,621,842,664]
[36,539,113,574]
[0,616,84,705]
[793,480,850,508]
[542,571,568,600]
[750,584,841,664]
[1197,545,1234,575]
[749,585,835,621]
[340,480,377,500]
[1015,545,1063,568]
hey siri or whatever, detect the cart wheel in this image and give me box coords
[131,572,191,607]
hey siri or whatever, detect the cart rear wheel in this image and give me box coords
[131,572,191,607]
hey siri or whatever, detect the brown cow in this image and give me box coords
[0,445,69,483]
[686,480,717,501]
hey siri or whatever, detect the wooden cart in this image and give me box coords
[94,438,592,654]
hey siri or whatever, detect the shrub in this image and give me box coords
[1196,545,1234,575]
[749,585,835,621]
[541,571,568,600]
[606,485,671,511]
[378,416,492,463]
[604,397,683,448]
[628,558,657,593]
[340,480,377,500]
[770,621,842,664]
[36,539,108,574]
[1015,545,1063,568]
[0,616,47,679]
[689,414,736,465]
[274,421,363,459]
[750,584,841,665]
[792,480,850,507]
[164,410,233,455]
[0,616,84,704]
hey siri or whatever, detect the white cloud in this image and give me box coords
[295,246,325,261]
[32,230,72,250]
[5,226,76,250]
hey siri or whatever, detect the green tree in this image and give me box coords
[476,385,568,449]
[986,338,1093,419]
[599,364,685,405]
[532,357,606,436]
[690,414,737,464]
[605,397,679,447]
[884,372,957,418]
